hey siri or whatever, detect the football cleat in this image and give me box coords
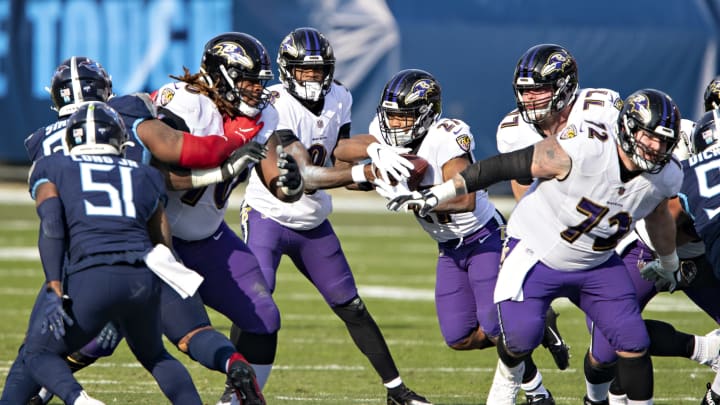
[227,353,265,405]
[386,383,432,405]
[541,307,570,370]
[27,387,53,405]
[215,379,235,405]
[583,395,609,405]
[526,390,555,404]
[702,383,720,405]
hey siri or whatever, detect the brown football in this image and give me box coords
[373,153,429,190]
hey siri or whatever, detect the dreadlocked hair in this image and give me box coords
[169,67,237,117]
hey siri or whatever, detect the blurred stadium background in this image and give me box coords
[1,0,719,191]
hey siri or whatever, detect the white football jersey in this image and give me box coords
[506,112,683,270]
[369,116,496,242]
[155,81,278,240]
[496,88,623,154]
[244,82,352,230]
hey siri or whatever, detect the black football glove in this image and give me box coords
[221,141,268,179]
[275,145,303,196]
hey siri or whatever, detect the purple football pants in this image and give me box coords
[243,208,357,306]
[589,239,720,363]
[435,216,503,345]
[498,238,649,356]
[173,221,280,334]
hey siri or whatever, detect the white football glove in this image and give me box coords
[639,259,678,292]
[373,178,412,201]
[385,188,439,217]
[366,142,413,183]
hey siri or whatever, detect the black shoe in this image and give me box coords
[582,395,609,405]
[387,383,432,405]
[526,390,555,404]
[702,383,720,405]
[541,307,570,370]
[215,378,235,405]
[227,353,265,405]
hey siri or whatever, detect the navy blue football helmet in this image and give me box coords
[703,77,720,112]
[66,102,129,156]
[201,32,273,117]
[618,89,681,173]
[50,56,112,116]
[277,27,335,102]
[513,44,578,125]
[377,69,442,147]
[691,109,720,154]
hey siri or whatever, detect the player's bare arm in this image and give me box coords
[643,198,678,257]
[146,204,173,247]
[530,135,572,180]
[332,135,377,162]
[433,155,475,214]
[283,139,354,191]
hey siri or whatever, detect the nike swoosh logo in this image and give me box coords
[477,234,492,244]
[212,231,224,241]
[238,127,256,133]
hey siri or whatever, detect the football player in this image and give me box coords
[1,102,203,405]
[385,88,685,404]
[218,27,431,405]
[18,56,270,405]
[335,68,560,404]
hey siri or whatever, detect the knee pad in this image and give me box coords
[332,296,368,323]
[232,330,278,365]
[584,350,616,384]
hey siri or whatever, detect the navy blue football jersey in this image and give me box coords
[24,117,70,161]
[29,153,166,273]
[108,94,156,164]
[24,94,156,163]
[680,152,720,243]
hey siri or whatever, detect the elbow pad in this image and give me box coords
[461,145,534,192]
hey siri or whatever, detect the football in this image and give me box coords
[373,153,429,191]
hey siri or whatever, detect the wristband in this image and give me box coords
[658,251,679,272]
[351,164,368,183]
[190,167,223,188]
[429,180,459,202]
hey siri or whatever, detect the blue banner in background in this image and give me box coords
[1,0,719,172]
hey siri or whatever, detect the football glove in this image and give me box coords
[96,321,120,350]
[640,259,698,293]
[41,290,73,340]
[221,141,267,179]
[276,145,303,197]
[372,178,412,201]
[386,188,439,217]
[366,142,413,183]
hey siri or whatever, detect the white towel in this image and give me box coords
[493,240,538,303]
[144,244,204,299]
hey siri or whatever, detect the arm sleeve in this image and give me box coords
[460,145,534,192]
[37,197,67,283]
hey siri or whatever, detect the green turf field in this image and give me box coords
[0,198,716,404]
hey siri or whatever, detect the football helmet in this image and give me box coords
[66,101,129,156]
[691,109,720,154]
[201,32,274,118]
[513,44,578,125]
[277,27,335,102]
[377,69,442,147]
[704,77,720,112]
[617,89,681,173]
[50,56,113,117]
